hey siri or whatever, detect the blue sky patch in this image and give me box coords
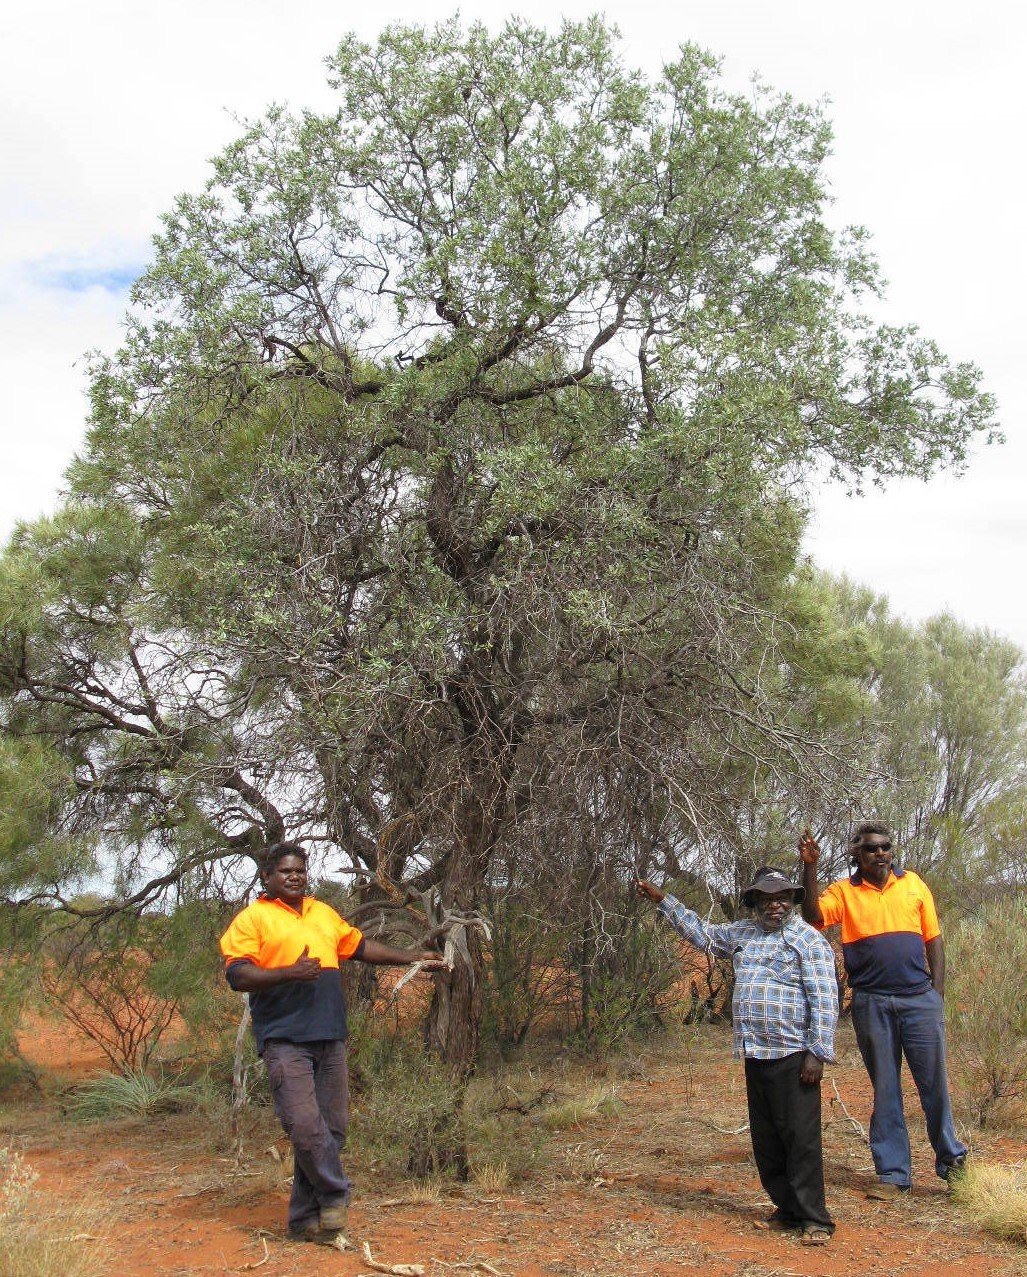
[44,264,143,294]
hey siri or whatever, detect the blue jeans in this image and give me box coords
[851,988,967,1185]
[263,1039,351,1231]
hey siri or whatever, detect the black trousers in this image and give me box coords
[744,1052,834,1231]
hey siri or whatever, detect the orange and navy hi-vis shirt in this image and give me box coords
[815,867,940,996]
[219,895,363,1053]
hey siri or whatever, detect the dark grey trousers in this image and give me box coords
[263,1039,351,1231]
[744,1052,834,1232]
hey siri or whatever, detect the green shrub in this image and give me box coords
[347,1015,466,1177]
[64,1067,208,1122]
[539,1084,624,1130]
[569,915,680,1058]
[946,895,1027,1128]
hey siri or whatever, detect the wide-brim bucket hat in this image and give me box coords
[741,866,805,908]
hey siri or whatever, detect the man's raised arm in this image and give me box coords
[798,829,825,927]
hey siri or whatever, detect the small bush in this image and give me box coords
[0,1145,107,1277]
[407,1177,445,1203]
[65,1067,207,1122]
[39,914,181,1071]
[465,1108,544,1185]
[946,897,1027,1128]
[348,1016,466,1177]
[569,910,681,1058]
[471,1159,510,1193]
[951,1160,1027,1243]
[540,1084,624,1131]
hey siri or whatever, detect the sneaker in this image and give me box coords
[319,1202,349,1233]
[866,1182,910,1201]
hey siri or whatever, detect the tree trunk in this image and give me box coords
[412,762,506,1177]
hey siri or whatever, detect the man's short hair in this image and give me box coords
[849,821,893,864]
[261,841,308,878]
[850,820,892,845]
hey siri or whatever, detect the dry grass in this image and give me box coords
[541,1084,624,1131]
[471,1158,511,1193]
[407,1176,445,1203]
[951,1160,1027,1243]
[0,1146,109,1277]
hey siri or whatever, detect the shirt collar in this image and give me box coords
[258,892,309,917]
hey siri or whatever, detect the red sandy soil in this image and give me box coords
[4,1016,1024,1277]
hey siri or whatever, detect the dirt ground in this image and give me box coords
[5,1017,1025,1277]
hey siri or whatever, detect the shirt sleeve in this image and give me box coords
[336,917,363,961]
[219,908,261,967]
[815,879,845,929]
[798,932,839,1061]
[658,894,743,959]
[917,877,941,943]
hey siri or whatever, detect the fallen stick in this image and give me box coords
[361,1241,426,1275]
[239,1237,270,1270]
[431,1261,507,1276]
[829,1077,869,1142]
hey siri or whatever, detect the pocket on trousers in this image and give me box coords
[264,1051,286,1094]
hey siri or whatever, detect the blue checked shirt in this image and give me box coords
[659,894,837,1061]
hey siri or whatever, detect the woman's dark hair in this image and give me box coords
[260,841,308,878]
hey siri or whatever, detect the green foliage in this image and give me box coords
[0,739,83,898]
[64,1067,206,1122]
[539,1085,624,1130]
[570,915,681,1058]
[946,895,1027,1128]
[821,577,1027,911]
[481,895,565,1053]
[348,1014,467,1177]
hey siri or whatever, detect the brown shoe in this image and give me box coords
[866,1182,910,1201]
[319,1203,349,1233]
[287,1221,320,1244]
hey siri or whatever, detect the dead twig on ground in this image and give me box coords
[431,1260,507,1276]
[828,1077,869,1142]
[361,1240,426,1275]
[688,1116,750,1136]
[240,1237,270,1269]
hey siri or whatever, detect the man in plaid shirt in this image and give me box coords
[637,866,838,1245]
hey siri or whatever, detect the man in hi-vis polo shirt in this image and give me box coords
[220,842,442,1245]
[799,822,967,1199]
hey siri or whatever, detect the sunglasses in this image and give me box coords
[852,840,891,852]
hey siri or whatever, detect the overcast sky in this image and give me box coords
[2,1,1024,645]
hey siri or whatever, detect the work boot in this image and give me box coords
[319,1202,349,1233]
[866,1181,910,1201]
[286,1219,320,1244]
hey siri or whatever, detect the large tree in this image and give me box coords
[0,18,996,1083]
